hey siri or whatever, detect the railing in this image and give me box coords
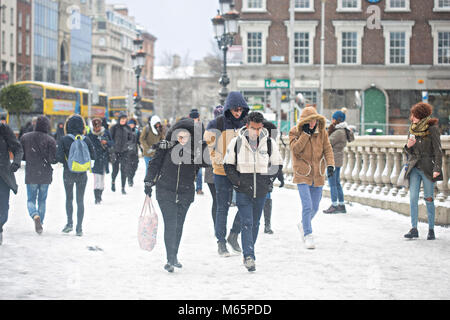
[279,135,450,225]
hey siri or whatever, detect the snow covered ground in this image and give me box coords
[1,159,449,300]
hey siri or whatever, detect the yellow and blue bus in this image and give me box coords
[79,88,108,119]
[140,98,155,122]
[108,96,154,121]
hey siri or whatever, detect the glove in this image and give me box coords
[278,172,285,188]
[144,182,153,197]
[302,123,316,135]
[10,162,20,173]
[327,166,335,178]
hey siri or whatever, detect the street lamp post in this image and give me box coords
[212,0,239,106]
[131,34,146,127]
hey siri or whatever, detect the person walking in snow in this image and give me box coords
[140,115,164,176]
[144,118,207,273]
[204,92,250,257]
[223,112,283,272]
[20,116,57,235]
[403,102,443,241]
[323,110,354,214]
[189,109,205,195]
[0,122,23,245]
[127,118,140,187]
[56,115,96,237]
[289,107,335,250]
[54,122,65,148]
[110,112,132,194]
[88,118,113,204]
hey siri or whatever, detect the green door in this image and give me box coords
[364,88,386,135]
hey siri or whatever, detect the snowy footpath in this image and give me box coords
[1,159,449,300]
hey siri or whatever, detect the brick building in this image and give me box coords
[16,0,31,82]
[229,0,450,134]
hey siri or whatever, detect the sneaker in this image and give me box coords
[404,228,419,239]
[76,231,83,237]
[427,229,436,241]
[173,258,183,269]
[62,225,73,233]
[264,225,274,234]
[33,216,43,235]
[218,242,231,257]
[243,256,256,272]
[304,234,315,250]
[227,232,242,253]
[323,205,339,214]
[164,263,174,273]
[337,205,347,214]
[297,223,305,242]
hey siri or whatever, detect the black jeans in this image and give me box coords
[0,178,10,233]
[158,199,191,264]
[127,154,139,183]
[63,170,87,232]
[207,183,217,227]
[112,152,128,188]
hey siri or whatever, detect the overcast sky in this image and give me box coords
[110,0,219,65]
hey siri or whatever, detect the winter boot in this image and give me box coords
[122,188,126,195]
[111,181,116,192]
[218,242,231,257]
[94,190,101,204]
[164,263,175,273]
[173,257,183,268]
[99,190,103,203]
[33,215,43,235]
[427,229,436,240]
[337,204,347,214]
[243,256,256,272]
[62,224,73,233]
[404,228,419,239]
[128,178,134,188]
[323,205,339,214]
[227,231,241,253]
[263,199,274,234]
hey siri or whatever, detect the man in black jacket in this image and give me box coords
[20,116,57,235]
[0,122,23,245]
[110,112,132,194]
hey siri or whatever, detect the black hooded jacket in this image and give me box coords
[20,116,57,185]
[144,118,208,205]
[0,123,23,194]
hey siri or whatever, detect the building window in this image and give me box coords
[26,14,30,31]
[10,8,13,26]
[438,32,450,64]
[337,0,361,12]
[341,32,357,64]
[1,31,5,54]
[18,31,22,55]
[242,0,266,12]
[26,35,30,56]
[428,21,450,65]
[294,32,310,64]
[389,32,406,64]
[382,21,414,65]
[18,12,22,28]
[10,33,13,56]
[96,63,106,77]
[386,0,410,11]
[247,32,262,64]
[333,21,365,65]
[434,0,450,11]
[295,0,314,11]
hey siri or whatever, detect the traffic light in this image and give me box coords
[133,91,141,104]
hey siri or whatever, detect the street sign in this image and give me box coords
[265,79,290,89]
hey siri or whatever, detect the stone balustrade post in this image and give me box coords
[373,148,386,194]
[365,147,377,193]
[343,148,355,190]
[352,147,362,191]
[436,150,449,202]
[399,152,409,198]
[382,148,394,195]
[358,147,370,193]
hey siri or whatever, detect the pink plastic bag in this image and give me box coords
[138,196,158,252]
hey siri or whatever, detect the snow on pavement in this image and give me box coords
[1,160,449,300]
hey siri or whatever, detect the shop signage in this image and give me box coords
[265,79,290,89]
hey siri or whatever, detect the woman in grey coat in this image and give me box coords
[323,111,354,214]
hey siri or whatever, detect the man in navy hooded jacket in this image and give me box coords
[204,91,249,257]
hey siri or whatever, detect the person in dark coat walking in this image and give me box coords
[127,118,140,187]
[144,117,207,273]
[404,102,443,241]
[88,118,113,204]
[20,116,57,235]
[54,122,65,147]
[0,122,23,245]
[56,114,96,237]
[110,112,132,194]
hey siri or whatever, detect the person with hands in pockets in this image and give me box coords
[289,107,335,250]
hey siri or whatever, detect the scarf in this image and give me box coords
[410,116,431,137]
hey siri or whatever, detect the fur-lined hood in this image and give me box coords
[64,114,86,136]
[296,107,327,133]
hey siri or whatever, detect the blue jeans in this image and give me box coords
[328,167,344,206]
[196,169,203,192]
[297,184,323,237]
[144,156,152,176]
[0,178,10,233]
[409,167,436,229]
[236,192,266,260]
[27,184,50,224]
[214,174,241,243]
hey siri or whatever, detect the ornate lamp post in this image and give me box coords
[131,34,146,127]
[212,0,239,106]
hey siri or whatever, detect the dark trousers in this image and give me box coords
[158,199,191,264]
[214,174,241,244]
[112,152,128,188]
[128,154,139,183]
[207,183,217,227]
[0,178,10,233]
[63,170,87,232]
[236,192,266,260]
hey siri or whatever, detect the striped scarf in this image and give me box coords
[409,116,431,137]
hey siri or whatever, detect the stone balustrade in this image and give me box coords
[278,135,450,226]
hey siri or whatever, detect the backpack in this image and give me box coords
[67,134,92,173]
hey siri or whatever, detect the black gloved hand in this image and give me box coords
[278,175,285,188]
[144,182,153,197]
[10,162,20,173]
[302,123,317,135]
[327,166,335,178]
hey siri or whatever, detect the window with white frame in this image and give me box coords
[382,21,414,65]
[295,0,314,11]
[337,0,361,12]
[438,32,450,64]
[294,32,310,64]
[285,21,318,65]
[243,0,266,12]
[434,0,450,11]
[429,21,450,65]
[386,0,410,12]
[333,21,365,65]
[247,32,262,64]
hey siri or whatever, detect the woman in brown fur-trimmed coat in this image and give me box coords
[289,107,335,250]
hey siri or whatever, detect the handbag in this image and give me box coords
[397,164,409,188]
[137,196,158,252]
